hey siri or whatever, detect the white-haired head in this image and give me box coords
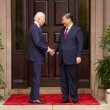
[34,12,45,21]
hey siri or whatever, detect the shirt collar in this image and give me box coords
[34,21,40,28]
[66,23,73,30]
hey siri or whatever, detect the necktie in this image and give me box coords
[64,28,68,39]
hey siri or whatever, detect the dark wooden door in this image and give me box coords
[28,0,90,87]
[28,0,77,87]
[12,0,90,88]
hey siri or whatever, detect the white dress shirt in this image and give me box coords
[65,23,73,33]
[34,21,40,28]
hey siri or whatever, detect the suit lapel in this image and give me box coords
[34,23,41,29]
[33,23,44,41]
[61,24,75,41]
[66,24,75,39]
[61,28,65,41]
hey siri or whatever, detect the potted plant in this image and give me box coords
[96,25,110,103]
[96,56,110,89]
[0,33,6,100]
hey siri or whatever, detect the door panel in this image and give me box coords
[78,0,90,87]
[12,0,28,88]
[28,0,77,87]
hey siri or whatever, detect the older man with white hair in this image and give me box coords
[27,12,55,104]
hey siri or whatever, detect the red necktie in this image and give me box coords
[64,28,68,39]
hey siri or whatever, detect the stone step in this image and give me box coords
[11,87,92,94]
[0,104,110,110]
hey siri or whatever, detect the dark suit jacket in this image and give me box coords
[27,23,48,62]
[56,24,83,65]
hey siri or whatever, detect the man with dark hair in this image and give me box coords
[63,13,74,22]
[56,13,83,103]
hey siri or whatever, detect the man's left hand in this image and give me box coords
[76,57,81,64]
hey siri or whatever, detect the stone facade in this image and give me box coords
[0,0,110,98]
[0,0,11,97]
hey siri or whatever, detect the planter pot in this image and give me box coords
[0,89,5,100]
[0,84,6,89]
[0,84,7,100]
[0,85,5,89]
[105,89,110,104]
[97,86,106,99]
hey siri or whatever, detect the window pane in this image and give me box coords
[78,0,90,50]
[16,0,25,50]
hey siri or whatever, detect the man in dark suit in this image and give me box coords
[27,12,55,104]
[56,13,83,103]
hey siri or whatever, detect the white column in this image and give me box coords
[6,0,12,90]
[91,0,104,96]
[0,0,11,96]
[103,0,110,56]
[104,0,110,29]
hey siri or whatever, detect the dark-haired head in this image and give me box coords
[63,13,74,22]
[62,13,74,27]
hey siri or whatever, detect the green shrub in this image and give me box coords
[100,25,110,52]
[96,25,110,88]
[96,56,110,88]
[0,33,6,100]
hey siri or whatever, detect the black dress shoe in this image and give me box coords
[29,99,45,104]
[72,101,78,104]
[61,100,69,103]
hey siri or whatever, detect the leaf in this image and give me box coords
[100,25,110,52]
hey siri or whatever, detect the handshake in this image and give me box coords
[48,47,55,56]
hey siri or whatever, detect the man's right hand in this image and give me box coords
[48,47,55,56]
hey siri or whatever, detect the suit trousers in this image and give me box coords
[60,60,78,102]
[30,61,42,100]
